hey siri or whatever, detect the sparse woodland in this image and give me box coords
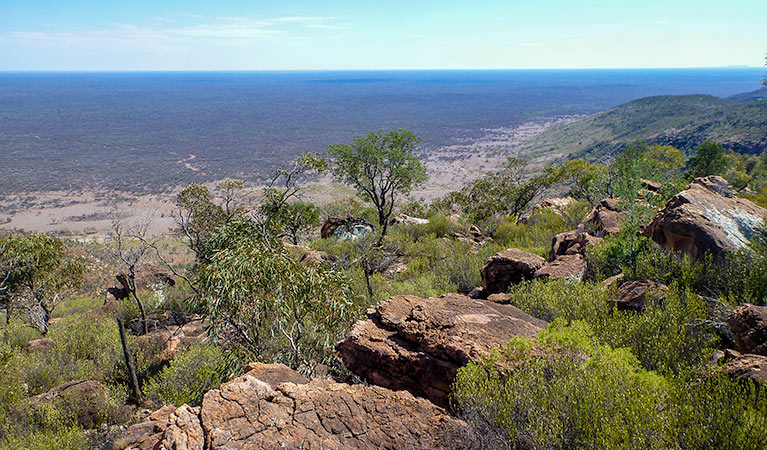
[4,130,767,449]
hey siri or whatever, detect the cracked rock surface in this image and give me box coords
[116,363,467,450]
[336,293,547,408]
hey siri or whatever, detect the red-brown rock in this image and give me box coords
[727,304,767,356]
[24,337,54,353]
[577,198,625,236]
[481,248,546,294]
[608,280,668,312]
[724,353,767,387]
[643,176,767,261]
[298,249,336,266]
[320,216,374,240]
[117,364,467,450]
[534,254,587,281]
[549,230,603,261]
[336,293,547,407]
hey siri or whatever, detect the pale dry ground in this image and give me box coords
[0,117,577,239]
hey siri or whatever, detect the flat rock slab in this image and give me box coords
[534,254,587,282]
[336,293,547,408]
[481,248,546,294]
[117,363,466,450]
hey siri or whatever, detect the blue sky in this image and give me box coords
[1,0,765,70]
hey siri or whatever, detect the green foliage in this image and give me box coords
[453,319,767,450]
[142,343,230,407]
[440,157,564,223]
[494,202,591,257]
[193,217,361,375]
[687,141,729,178]
[261,199,320,245]
[329,129,428,235]
[585,228,653,280]
[0,233,85,333]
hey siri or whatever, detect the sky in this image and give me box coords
[0,0,765,71]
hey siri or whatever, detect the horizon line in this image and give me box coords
[0,65,763,73]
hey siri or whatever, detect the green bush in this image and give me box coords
[142,343,230,407]
[452,319,767,450]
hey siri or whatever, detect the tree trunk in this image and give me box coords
[362,262,374,302]
[117,317,143,405]
[132,291,149,335]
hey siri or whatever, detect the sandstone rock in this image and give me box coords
[243,362,310,387]
[135,319,207,366]
[486,293,514,304]
[608,280,669,312]
[534,197,578,215]
[118,365,467,450]
[481,249,546,294]
[577,198,625,236]
[298,249,336,266]
[29,380,109,429]
[602,273,625,290]
[724,353,767,387]
[534,254,587,281]
[549,230,603,261]
[336,293,547,407]
[320,216,374,240]
[727,304,767,356]
[24,337,54,353]
[389,213,429,225]
[468,286,487,299]
[643,176,767,261]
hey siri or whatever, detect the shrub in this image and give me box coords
[142,343,230,407]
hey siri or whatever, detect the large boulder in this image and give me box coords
[24,337,54,354]
[723,353,767,387]
[390,213,429,226]
[321,216,374,240]
[643,176,767,261]
[116,363,467,450]
[577,198,625,236]
[29,380,110,429]
[533,197,578,216]
[481,249,546,294]
[336,293,547,407]
[727,304,767,356]
[608,280,669,312]
[534,254,587,282]
[549,230,603,261]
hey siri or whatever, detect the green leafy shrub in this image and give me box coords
[452,319,767,450]
[142,343,230,407]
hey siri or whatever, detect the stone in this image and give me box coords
[242,362,310,387]
[135,318,207,366]
[602,273,625,290]
[608,280,669,312]
[727,304,767,356]
[481,248,546,294]
[29,380,109,429]
[320,216,374,240]
[389,213,429,225]
[643,176,767,261]
[549,230,603,261]
[723,354,767,387]
[117,366,467,450]
[24,337,54,353]
[336,293,547,407]
[533,197,578,215]
[534,254,587,281]
[577,198,625,236]
[486,293,514,304]
[298,249,336,266]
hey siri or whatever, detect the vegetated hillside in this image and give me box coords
[521,94,767,160]
[728,86,767,102]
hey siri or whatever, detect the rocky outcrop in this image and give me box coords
[727,304,767,356]
[24,337,54,353]
[534,254,587,282]
[321,216,374,240]
[723,353,767,387]
[481,249,546,294]
[336,293,547,407]
[298,249,336,266]
[533,197,578,216]
[577,198,625,236]
[549,230,603,261]
[390,213,429,225]
[135,319,207,366]
[643,176,767,260]
[29,380,110,429]
[116,363,467,450]
[608,280,668,312]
